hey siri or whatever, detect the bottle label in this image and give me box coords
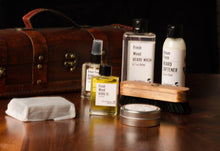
[162,48,185,86]
[127,41,155,83]
[86,68,99,91]
[95,83,117,107]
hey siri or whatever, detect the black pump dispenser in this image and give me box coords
[132,18,144,33]
[167,24,183,38]
[132,18,150,33]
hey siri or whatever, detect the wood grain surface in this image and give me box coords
[0,74,219,151]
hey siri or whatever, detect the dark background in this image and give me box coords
[0,0,218,74]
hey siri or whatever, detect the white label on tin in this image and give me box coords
[162,48,185,87]
[96,83,117,107]
[127,41,155,83]
[124,104,158,112]
[86,68,99,91]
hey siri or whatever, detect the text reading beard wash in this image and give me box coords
[127,41,155,82]
[162,49,185,87]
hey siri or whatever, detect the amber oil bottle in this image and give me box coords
[90,64,119,116]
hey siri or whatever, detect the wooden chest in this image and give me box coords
[0,9,131,98]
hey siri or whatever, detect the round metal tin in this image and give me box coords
[120,104,161,127]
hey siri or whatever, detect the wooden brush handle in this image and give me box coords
[120,81,190,103]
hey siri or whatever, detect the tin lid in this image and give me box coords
[120,104,161,127]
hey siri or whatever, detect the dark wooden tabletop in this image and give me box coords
[0,74,219,151]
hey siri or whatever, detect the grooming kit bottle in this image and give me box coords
[121,18,156,83]
[90,64,119,116]
[161,24,186,87]
[81,39,103,98]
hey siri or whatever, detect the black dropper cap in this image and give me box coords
[167,24,183,38]
[99,64,112,76]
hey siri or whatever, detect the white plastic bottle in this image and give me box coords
[161,24,186,87]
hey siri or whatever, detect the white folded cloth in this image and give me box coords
[5,96,76,121]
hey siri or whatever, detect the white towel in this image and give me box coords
[5,96,76,121]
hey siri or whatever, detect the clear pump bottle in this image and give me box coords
[161,24,186,87]
[90,64,119,116]
[81,39,103,98]
[121,18,156,83]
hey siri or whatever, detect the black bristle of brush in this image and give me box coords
[119,95,191,114]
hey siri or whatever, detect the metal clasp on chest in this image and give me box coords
[64,53,77,72]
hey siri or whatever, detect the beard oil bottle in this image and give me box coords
[90,64,119,116]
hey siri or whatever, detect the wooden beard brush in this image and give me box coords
[119,81,191,114]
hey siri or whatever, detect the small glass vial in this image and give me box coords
[121,18,156,83]
[161,24,186,87]
[90,64,119,116]
[81,39,103,98]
